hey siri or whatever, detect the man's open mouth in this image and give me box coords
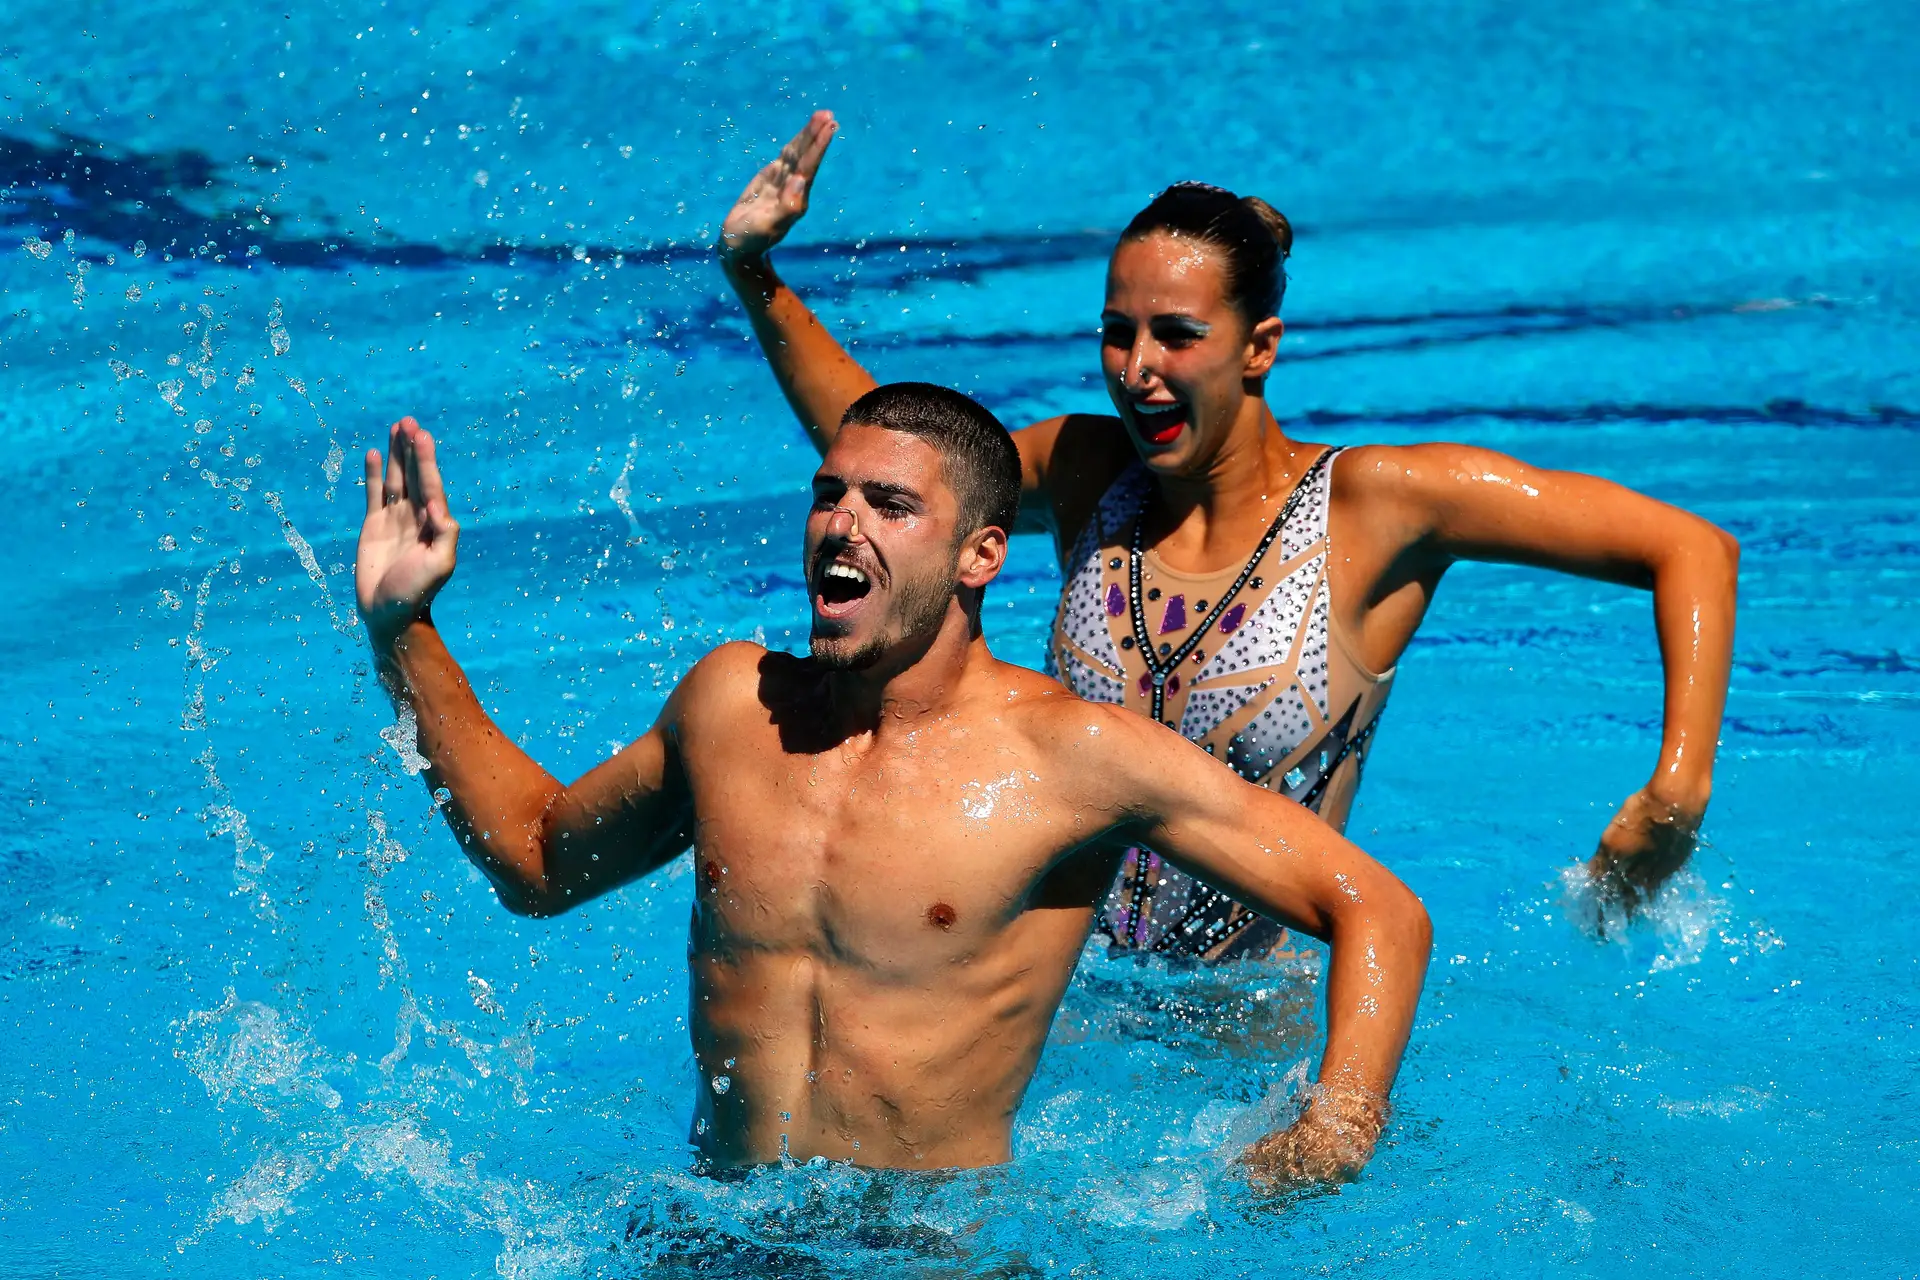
[1131,400,1188,446]
[814,560,873,617]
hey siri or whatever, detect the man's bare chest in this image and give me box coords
[680,738,1096,959]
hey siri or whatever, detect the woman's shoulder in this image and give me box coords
[1327,440,1498,501]
[1016,412,1134,477]
[1014,413,1138,552]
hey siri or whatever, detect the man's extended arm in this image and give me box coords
[356,418,693,916]
[1074,706,1432,1185]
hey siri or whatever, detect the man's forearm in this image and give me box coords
[373,617,567,913]
[1314,881,1431,1125]
[723,252,876,454]
[1647,522,1739,814]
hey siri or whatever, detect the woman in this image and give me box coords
[717,112,1738,960]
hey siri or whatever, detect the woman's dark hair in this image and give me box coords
[1120,182,1293,325]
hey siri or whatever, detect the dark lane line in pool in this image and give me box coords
[5,132,1872,385]
[0,130,1116,274]
[826,297,1839,366]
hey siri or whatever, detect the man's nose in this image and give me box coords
[824,504,864,542]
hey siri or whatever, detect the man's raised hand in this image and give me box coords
[356,417,460,644]
[719,109,837,263]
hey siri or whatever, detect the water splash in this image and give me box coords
[378,703,430,776]
[609,434,644,542]
[262,489,359,635]
[266,298,292,356]
[1556,856,1773,974]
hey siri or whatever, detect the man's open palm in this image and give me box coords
[719,109,836,261]
[356,416,460,639]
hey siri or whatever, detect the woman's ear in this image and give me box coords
[1244,315,1285,378]
[956,525,1009,589]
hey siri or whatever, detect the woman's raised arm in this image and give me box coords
[717,114,1126,546]
[718,110,878,455]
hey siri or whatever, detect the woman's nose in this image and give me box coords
[1123,338,1158,391]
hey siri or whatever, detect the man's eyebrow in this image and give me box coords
[861,480,924,503]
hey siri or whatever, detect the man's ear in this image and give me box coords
[1244,315,1284,378]
[956,525,1009,589]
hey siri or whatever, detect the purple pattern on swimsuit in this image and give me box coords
[1158,594,1187,633]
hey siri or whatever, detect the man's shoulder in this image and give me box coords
[976,664,1162,768]
[676,642,815,721]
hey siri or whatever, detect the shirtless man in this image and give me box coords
[354,382,1432,1182]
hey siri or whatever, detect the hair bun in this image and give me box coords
[1239,196,1293,260]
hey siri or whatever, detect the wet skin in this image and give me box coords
[719,111,1740,912]
[355,417,1431,1179]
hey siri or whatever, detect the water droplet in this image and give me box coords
[710,1074,731,1095]
[432,787,452,806]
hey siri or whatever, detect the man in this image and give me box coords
[354,383,1431,1182]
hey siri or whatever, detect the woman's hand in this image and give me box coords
[1586,786,1703,914]
[719,110,837,265]
[356,416,460,646]
[1242,1087,1386,1190]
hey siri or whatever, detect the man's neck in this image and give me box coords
[822,607,991,735]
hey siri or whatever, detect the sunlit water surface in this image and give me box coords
[4,2,1918,1275]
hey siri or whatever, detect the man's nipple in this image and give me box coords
[926,902,957,931]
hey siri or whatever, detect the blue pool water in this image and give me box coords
[4,2,1918,1274]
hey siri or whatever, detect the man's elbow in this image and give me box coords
[1713,524,1741,577]
[492,872,569,919]
[1689,517,1741,580]
[1402,889,1434,957]
[1377,877,1433,961]
[501,891,562,919]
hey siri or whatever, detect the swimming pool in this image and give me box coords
[4,0,1917,1273]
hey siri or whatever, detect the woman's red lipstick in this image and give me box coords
[1134,403,1187,445]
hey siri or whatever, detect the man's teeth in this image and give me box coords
[824,563,869,586]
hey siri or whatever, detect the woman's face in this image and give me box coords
[1100,231,1279,474]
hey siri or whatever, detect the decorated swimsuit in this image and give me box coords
[1045,447,1395,959]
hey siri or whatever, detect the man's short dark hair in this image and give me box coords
[840,382,1021,539]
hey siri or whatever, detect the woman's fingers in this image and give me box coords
[776,113,818,169]
[412,427,452,525]
[403,426,427,517]
[794,110,836,180]
[363,448,384,517]
[384,418,409,502]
